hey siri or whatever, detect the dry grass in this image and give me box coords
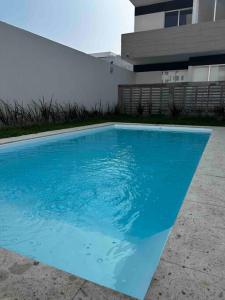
[0,99,117,127]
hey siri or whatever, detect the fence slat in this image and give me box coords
[118,82,225,116]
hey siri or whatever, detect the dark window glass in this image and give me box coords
[165,11,179,28]
[179,9,193,26]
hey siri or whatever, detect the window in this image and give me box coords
[162,70,187,83]
[165,8,193,28]
[218,66,225,81]
[192,65,225,82]
[192,66,209,82]
[165,11,179,27]
[216,0,225,21]
[210,65,225,81]
[179,9,193,26]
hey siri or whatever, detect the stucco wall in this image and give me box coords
[0,21,135,108]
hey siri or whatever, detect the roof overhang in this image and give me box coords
[129,0,174,7]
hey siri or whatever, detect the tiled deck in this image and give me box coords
[0,123,225,300]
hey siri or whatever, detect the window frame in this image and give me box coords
[192,64,225,82]
[164,10,179,28]
[209,64,225,81]
[164,7,193,28]
[179,8,193,26]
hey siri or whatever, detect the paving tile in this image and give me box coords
[197,159,225,178]
[0,248,32,268]
[160,197,225,278]
[169,214,225,251]
[146,260,225,300]
[188,174,225,207]
[73,280,133,300]
[164,234,225,278]
[156,207,225,279]
[0,248,84,300]
[207,129,225,147]
[196,137,225,177]
[179,200,225,229]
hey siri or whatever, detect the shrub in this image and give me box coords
[148,102,152,116]
[214,104,225,120]
[169,101,183,118]
[137,102,144,115]
[0,98,118,127]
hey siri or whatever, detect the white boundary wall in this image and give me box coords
[0,21,135,108]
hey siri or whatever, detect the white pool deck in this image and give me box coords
[0,122,225,300]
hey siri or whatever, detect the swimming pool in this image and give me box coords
[0,124,210,299]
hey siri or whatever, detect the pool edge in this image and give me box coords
[0,122,212,146]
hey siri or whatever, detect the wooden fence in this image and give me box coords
[118,82,225,116]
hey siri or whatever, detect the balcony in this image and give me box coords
[121,20,225,65]
[130,0,168,6]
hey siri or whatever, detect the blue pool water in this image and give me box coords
[0,125,209,299]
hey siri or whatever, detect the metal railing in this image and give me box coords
[118,82,225,116]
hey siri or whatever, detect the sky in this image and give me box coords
[0,0,134,55]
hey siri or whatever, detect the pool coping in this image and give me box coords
[0,122,225,300]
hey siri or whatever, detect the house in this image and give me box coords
[122,0,225,84]
[91,52,133,71]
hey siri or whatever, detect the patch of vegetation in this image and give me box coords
[214,104,225,121]
[168,101,184,118]
[0,98,224,139]
[0,114,224,140]
[0,98,117,127]
[137,102,144,115]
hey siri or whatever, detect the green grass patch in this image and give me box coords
[0,115,224,139]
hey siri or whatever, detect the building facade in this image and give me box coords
[91,52,133,71]
[122,0,225,84]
